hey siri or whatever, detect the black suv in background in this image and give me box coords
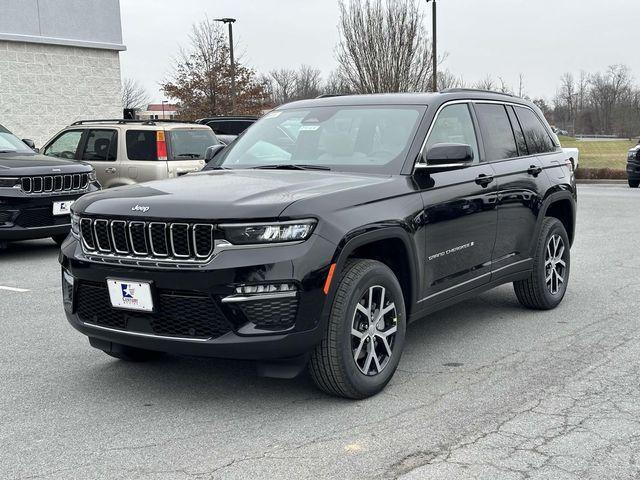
[0,124,99,249]
[196,116,258,145]
[61,90,576,398]
[626,144,640,187]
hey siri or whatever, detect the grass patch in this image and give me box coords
[558,135,635,170]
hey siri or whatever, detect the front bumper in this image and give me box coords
[59,233,337,360]
[0,183,100,241]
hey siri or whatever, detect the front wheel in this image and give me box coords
[514,217,570,310]
[309,259,406,399]
[629,179,639,188]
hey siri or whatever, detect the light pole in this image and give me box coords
[426,0,437,92]
[214,17,237,113]
[161,100,168,120]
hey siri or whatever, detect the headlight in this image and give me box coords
[0,177,18,188]
[88,170,97,182]
[220,220,316,245]
[70,212,80,239]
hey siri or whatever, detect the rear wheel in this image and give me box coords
[514,217,570,310]
[309,259,406,399]
[629,179,639,188]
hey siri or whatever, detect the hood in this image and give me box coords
[0,152,92,176]
[74,169,395,220]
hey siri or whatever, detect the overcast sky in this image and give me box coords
[120,0,639,103]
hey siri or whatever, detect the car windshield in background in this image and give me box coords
[0,124,33,154]
[169,129,219,160]
[218,106,426,174]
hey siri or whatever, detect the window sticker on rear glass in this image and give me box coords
[299,125,320,131]
[263,111,282,119]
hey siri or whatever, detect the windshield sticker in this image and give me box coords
[299,125,320,132]
[263,111,282,119]
[428,242,475,261]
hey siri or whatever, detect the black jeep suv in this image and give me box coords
[60,90,576,399]
[0,124,99,248]
[626,144,640,187]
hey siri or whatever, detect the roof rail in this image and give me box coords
[440,88,517,98]
[70,119,199,126]
[315,93,351,99]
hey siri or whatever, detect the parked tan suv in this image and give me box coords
[42,120,219,188]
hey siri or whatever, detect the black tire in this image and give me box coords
[309,259,406,399]
[103,344,163,362]
[514,217,570,310]
[51,234,68,246]
[629,179,640,188]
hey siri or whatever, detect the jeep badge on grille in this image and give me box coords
[131,205,150,213]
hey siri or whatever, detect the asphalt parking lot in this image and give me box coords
[1,183,639,480]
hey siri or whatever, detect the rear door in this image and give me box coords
[124,130,167,183]
[77,129,119,187]
[419,103,498,303]
[474,103,552,278]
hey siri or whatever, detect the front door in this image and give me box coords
[417,103,499,304]
[78,129,119,187]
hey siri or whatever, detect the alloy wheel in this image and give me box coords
[351,285,398,376]
[545,234,566,295]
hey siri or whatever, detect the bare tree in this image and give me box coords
[122,78,151,110]
[475,75,496,91]
[335,0,435,93]
[270,68,297,105]
[517,73,525,98]
[323,70,353,96]
[295,65,322,100]
[497,76,513,94]
[437,70,465,91]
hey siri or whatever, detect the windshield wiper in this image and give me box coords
[252,164,331,171]
[176,153,201,158]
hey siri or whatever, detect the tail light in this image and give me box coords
[156,130,168,160]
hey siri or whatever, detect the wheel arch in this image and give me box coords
[324,227,419,321]
[536,190,576,247]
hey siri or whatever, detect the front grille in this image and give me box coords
[80,217,216,264]
[15,207,70,228]
[234,297,299,331]
[76,282,232,339]
[20,173,88,194]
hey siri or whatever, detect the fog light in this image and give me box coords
[235,283,297,295]
[62,269,75,313]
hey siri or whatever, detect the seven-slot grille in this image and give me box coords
[80,217,215,263]
[20,173,89,194]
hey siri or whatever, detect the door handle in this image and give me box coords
[475,174,494,187]
[104,167,116,174]
[527,165,542,177]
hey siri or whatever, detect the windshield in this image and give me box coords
[0,124,33,154]
[217,105,426,174]
[169,129,219,160]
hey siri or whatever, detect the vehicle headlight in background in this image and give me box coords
[220,220,316,245]
[0,177,19,188]
[70,212,80,239]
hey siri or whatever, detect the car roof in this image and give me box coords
[277,89,535,110]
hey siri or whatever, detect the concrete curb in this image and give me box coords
[576,179,626,184]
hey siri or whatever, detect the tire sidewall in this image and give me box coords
[536,220,570,307]
[334,262,406,397]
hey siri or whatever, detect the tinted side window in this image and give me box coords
[515,107,556,154]
[81,129,117,161]
[475,104,518,161]
[126,130,157,161]
[207,120,252,136]
[506,106,528,156]
[44,130,83,159]
[425,103,480,164]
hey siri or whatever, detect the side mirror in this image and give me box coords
[416,143,474,173]
[22,138,38,152]
[204,144,226,163]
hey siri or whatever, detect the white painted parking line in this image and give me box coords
[0,286,30,293]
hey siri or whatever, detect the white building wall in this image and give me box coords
[0,41,122,146]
